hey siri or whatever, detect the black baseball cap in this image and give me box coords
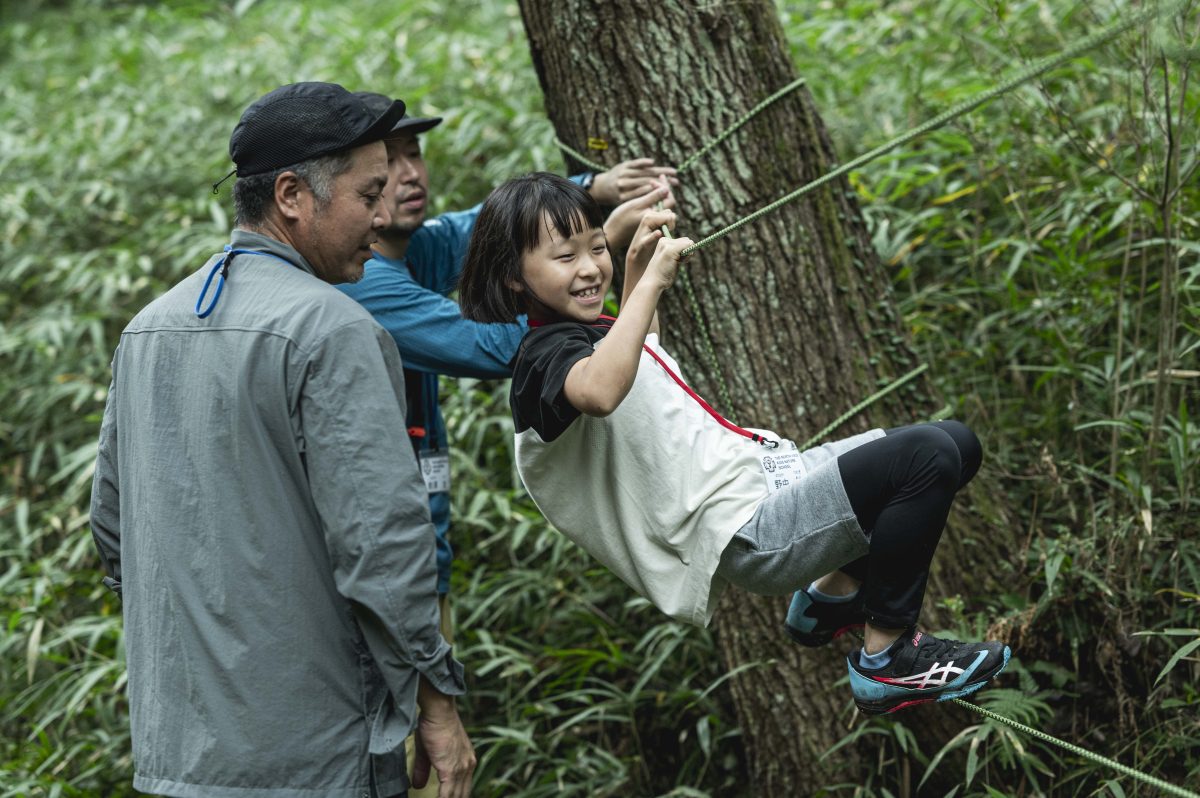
[354,92,443,137]
[229,82,406,177]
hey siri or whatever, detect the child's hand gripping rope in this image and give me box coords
[641,233,693,292]
[624,195,690,295]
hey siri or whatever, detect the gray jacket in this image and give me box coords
[89,229,463,798]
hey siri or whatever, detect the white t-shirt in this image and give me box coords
[510,318,773,626]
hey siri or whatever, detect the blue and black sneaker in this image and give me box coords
[785,588,866,647]
[848,628,1011,715]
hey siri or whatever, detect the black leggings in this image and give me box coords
[835,420,981,628]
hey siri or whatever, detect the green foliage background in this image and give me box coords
[1,0,1196,795]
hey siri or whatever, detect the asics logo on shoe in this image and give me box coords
[872,651,986,689]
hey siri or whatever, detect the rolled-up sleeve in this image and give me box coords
[300,318,464,695]
[89,367,123,597]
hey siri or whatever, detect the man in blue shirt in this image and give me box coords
[339,92,678,600]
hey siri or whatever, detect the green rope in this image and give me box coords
[952,699,1200,798]
[554,137,609,173]
[555,75,807,176]
[797,363,928,450]
[677,77,807,173]
[679,0,1182,258]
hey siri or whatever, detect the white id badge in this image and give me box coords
[758,439,805,495]
[418,450,451,494]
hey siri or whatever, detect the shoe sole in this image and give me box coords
[854,646,1011,715]
[786,621,865,648]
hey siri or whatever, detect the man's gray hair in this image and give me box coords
[233,149,355,228]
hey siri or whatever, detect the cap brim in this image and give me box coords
[349,98,407,148]
[387,116,443,136]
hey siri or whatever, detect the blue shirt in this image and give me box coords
[338,206,526,593]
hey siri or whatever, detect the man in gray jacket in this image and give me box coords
[89,82,475,798]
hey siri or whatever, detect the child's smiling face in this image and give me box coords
[517,212,612,323]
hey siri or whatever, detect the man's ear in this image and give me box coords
[274,171,306,221]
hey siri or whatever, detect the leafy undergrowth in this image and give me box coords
[2,0,1197,796]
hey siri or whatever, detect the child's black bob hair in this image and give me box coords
[459,172,606,323]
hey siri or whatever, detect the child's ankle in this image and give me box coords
[858,646,894,669]
[863,624,904,655]
[808,580,857,604]
[811,571,861,600]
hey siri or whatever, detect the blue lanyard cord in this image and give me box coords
[194,246,297,318]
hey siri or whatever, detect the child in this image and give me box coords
[457,173,1009,714]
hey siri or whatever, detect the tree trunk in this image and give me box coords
[519,1,1009,792]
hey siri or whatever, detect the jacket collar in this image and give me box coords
[230,228,318,278]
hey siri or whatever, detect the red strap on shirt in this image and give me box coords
[528,315,776,447]
[528,314,615,328]
[638,342,777,447]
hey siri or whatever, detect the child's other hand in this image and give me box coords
[604,183,676,250]
[644,235,694,292]
[590,158,680,205]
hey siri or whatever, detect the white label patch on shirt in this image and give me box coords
[758,440,805,495]
[419,450,451,494]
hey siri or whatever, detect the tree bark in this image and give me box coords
[519,1,1008,792]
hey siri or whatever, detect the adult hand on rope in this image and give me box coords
[589,157,680,205]
[604,183,675,249]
